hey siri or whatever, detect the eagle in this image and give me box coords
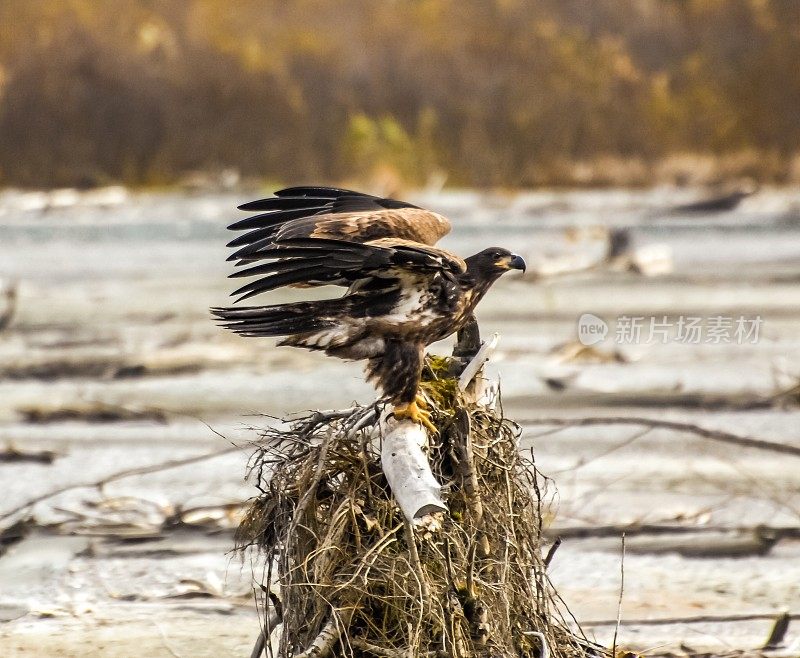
[212,187,525,431]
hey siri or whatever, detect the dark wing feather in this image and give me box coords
[228,240,380,301]
[237,196,333,212]
[229,188,359,231]
[329,194,420,213]
[232,264,349,301]
[227,216,330,259]
[228,207,332,232]
[227,226,280,249]
[236,187,416,212]
[278,238,465,274]
[276,186,420,210]
[226,188,450,270]
[274,186,367,198]
[228,237,465,302]
[228,256,329,279]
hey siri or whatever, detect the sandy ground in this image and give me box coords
[1,188,800,656]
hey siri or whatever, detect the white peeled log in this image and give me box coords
[459,332,501,410]
[458,332,499,393]
[380,415,447,524]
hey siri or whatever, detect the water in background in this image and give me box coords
[1,188,800,653]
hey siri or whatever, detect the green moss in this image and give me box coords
[420,355,461,413]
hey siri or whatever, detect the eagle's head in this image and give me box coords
[464,247,526,281]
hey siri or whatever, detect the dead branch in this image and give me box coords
[380,416,447,522]
[293,607,355,658]
[522,415,800,458]
[543,537,562,569]
[350,638,404,657]
[523,631,551,658]
[0,280,17,332]
[453,408,483,526]
[546,523,800,541]
[250,608,281,658]
[611,534,625,656]
[581,611,800,627]
[0,444,245,527]
[762,612,791,650]
[452,314,482,360]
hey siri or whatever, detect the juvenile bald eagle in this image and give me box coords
[213,187,525,430]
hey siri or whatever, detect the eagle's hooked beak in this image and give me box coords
[509,254,527,273]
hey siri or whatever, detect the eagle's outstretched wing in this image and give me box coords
[226,187,451,266]
[225,236,465,302]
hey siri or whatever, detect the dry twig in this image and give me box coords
[0,444,245,527]
[612,534,626,656]
[522,416,800,458]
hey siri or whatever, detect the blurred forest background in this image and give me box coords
[1,0,799,189]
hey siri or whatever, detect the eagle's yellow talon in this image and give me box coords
[415,393,429,410]
[418,412,438,434]
[393,400,438,434]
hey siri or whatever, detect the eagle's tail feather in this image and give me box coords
[211,300,342,339]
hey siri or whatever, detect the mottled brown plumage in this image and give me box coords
[213,187,525,429]
[227,187,450,265]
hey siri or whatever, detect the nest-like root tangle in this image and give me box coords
[237,358,607,658]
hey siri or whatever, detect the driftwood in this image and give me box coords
[0,280,17,332]
[521,416,800,459]
[0,442,245,527]
[582,611,798,629]
[0,444,58,464]
[238,320,605,658]
[380,417,447,523]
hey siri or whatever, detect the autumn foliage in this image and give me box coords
[1,0,799,188]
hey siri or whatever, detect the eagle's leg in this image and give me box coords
[370,341,437,433]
